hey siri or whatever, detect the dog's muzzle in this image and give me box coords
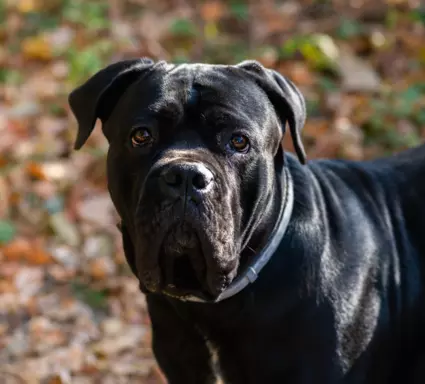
[159,162,214,205]
[143,161,220,298]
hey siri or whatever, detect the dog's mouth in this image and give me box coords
[158,223,213,299]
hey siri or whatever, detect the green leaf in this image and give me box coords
[63,0,109,30]
[414,109,425,125]
[280,36,304,59]
[301,34,339,71]
[336,19,364,40]
[282,34,339,71]
[0,221,16,245]
[409,8,425,25]
[68,47,103,85]
[48,103,66,117]
[317,76,338,92]
[24,12,59,32]
[0,69,24,86]
[394,86,423,117]
[230,3,249,21]
[0,2,5,24]
[173,54,190,64]
[369,99,388,114]
[385,9,399,29]
[0,69,7,84]
[169,19,197,37]
[306,98,321,117]
[72,282,108,309]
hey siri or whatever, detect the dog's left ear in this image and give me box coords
[68,58,155,150]
[236,60,307,164]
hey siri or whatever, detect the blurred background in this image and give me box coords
[0,0,424,382]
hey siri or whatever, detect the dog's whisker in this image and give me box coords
[246,245,256,254]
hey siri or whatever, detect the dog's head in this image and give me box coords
[69,59,306,300]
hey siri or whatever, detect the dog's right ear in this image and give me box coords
[68,58,155,150]
[236,60,307,164]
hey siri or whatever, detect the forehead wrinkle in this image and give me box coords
[202,106,255,131]
[192,70,269,120]
[128,64,271,132]
[147,65,197,119]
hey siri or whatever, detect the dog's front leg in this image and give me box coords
[147,295,217,384]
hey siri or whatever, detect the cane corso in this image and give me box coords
[68,58,425,383]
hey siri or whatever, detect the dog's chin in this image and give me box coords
[140,222,233,301]
[156,223,208,299]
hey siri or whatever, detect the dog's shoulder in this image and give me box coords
[289,142,425,196]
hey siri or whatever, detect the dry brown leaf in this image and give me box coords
[21,35,52,61]
[88,257,117,280]
[17,0,62,13]
[26,162,46,180]
[0,280,17,294]
[91,326,146,358]
[17,0,38,13]
[45,372,72,384]
[0,176,9,218]
[200,0,226,22]
[1,238,33,261]
[31,239,54,265]
[285,62,316,87]
[1,238,53,265]
[303,119,330,140]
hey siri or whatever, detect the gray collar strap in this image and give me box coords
[181,167,294,303]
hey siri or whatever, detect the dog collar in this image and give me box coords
[180,167,294,303]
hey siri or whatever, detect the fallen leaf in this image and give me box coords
[101,318,124,336]
[31,240,54,264]
[1,237,53,264]
[77,194,117,229]
[0,178,9,220]
[26,162,47,180]
[45,371,72,384]
[49,212,81,247]
[17,0,38,13]
[88,257,117,280]
[91,326,146,358]
[48,244,79,269]
[7,101,41,119]
[21,35,52,61]
[14,266,45,300]
[302,119,330,140]
[282,62,316,87]
[337,48,381,92]
[200,1,226,22]
[0,220,16,245]
[83,235,113,260]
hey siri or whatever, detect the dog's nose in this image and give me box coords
[160,163,214,198]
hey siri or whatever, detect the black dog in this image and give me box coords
[69,59,425,383]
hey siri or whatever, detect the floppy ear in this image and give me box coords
[68,58,155,150]
[236,60,307,164]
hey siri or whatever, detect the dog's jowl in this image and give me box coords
[69,59,425,384]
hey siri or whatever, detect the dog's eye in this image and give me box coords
[131,128,153,147]
[229,134,250,152]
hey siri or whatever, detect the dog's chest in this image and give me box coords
[205,339,224,383]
